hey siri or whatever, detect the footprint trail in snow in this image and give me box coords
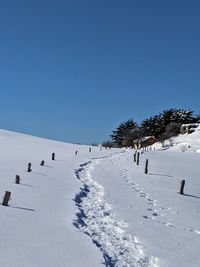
[74,157,159,267]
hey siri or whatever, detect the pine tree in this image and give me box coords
[111,119,137,147]
[140,115,163,138]
[161,108,195,126]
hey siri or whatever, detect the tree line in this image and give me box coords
[102,108,200,148]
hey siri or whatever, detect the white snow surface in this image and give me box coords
[0,129,200,267]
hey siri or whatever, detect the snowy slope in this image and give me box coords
[153,124,200,153]
[0,129,114,267]
[0,129,200,267]
[172,124,200,153]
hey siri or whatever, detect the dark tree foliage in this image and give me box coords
[140,115,163,138]
[109,108,198,148]
[122,129,141,147]
[140,108,197,139]
[196,113,200,122]
[161,108,196,126]
[102,140,113,148]
[165,122,181,137]
[157,108,197,141]
[111,119,138,147]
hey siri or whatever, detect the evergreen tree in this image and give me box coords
[140,115,163,138]
[111,119,137,147]
[161,108,196,127]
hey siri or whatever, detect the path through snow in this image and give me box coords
[74,155,159,267]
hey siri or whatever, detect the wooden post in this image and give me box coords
[75,150,78,155]
[134,152,136,162]
[89,147,91,152]
[2,191,11,206]
[40,160,45,166]
[15,175,20,184]
[179,179,185,195]
[144,159,148,174]
[52,153,55,160]
[27,163,32,172]
[136,152,140,165]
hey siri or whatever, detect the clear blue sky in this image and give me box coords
[0,0,199,144]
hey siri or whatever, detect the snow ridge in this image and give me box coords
[74,158,159,267]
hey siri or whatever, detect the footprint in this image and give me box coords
[152,212,158,217]
[187,229,200,236]
[194,229,200,235]
[164,222,175,227]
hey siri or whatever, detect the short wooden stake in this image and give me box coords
[136,152,140,165]
[75,150,78,155]
[27,163,32,172]
[52,153,55,160]
[179,179,185,195]
[2,191,11,206]
[15,175,20,184]
[144,159,148,174]
[134,152,136,162]
[40,160,45,166]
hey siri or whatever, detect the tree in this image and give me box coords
[102,140,113,148]
[140,108,197,139]
[161,108,196,127]
[165,122,181,138]
[111,119,138,147]
[122,128,141,147]
[140,115,163,138]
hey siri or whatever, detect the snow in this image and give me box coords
[173,125,200,152]
[0,129,200,266]
[74,158,159,267]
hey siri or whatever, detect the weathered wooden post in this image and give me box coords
[52,153,55,160]
[134,152,136,162]
[89,147,91,152]
[75,150,78,155]
[179,179,185,195]
[27,163,32,172]
[2,191,11,206]
[136,152,140,165]
[40,160,45,166]
[144,159,148,174]
[15,175,20,184]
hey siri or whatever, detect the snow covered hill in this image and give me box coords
[0,129,200,267]
[152,124,200,154]
[172,124,200,153]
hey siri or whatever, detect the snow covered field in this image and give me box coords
[0,129,200,266]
